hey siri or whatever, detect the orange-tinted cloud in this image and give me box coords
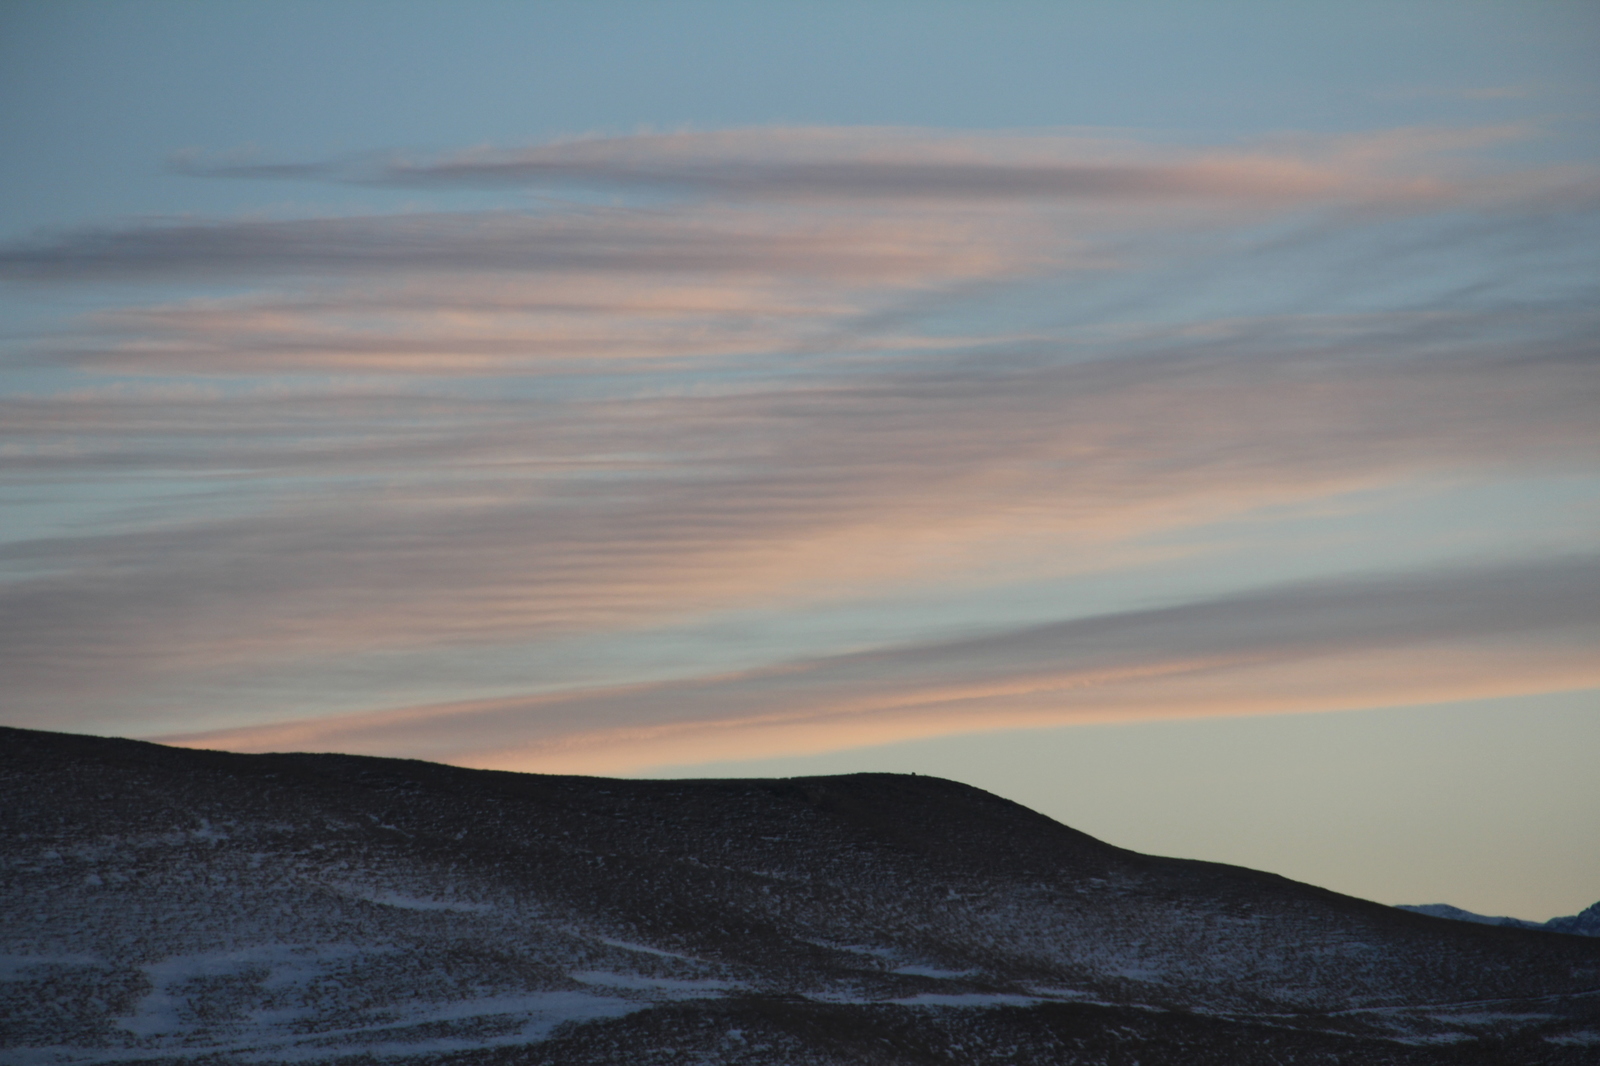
[4,323,1594,717]
[158,554,1600,773]
[3,125,1596,754]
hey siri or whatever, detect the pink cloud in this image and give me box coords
[156,555,1600,773]
[4,124,1596,753]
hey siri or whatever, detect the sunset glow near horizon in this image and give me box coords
[2,1,1597,919]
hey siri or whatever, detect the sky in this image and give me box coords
[1,0,1597,919]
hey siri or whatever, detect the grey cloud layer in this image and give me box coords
[188,157,1334,202]
[171,127,1479,204]
[0,209,993,283]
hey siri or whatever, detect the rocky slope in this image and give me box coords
[3,725,1598,1064]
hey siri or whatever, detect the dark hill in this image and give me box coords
[3,725,1597,1064]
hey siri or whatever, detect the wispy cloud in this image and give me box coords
[169,126,1544,205]
[3,125,1597,763]
[4,324,1594,728]
[0,206,1032,284]
[157,553,1600,772]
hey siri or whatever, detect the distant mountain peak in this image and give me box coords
[1395,902,1600,936]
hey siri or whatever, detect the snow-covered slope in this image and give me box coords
[4,726,1598,1064]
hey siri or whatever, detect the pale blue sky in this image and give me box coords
[2,0,1597,918]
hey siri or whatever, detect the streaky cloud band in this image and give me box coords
[156,553,1600,772]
